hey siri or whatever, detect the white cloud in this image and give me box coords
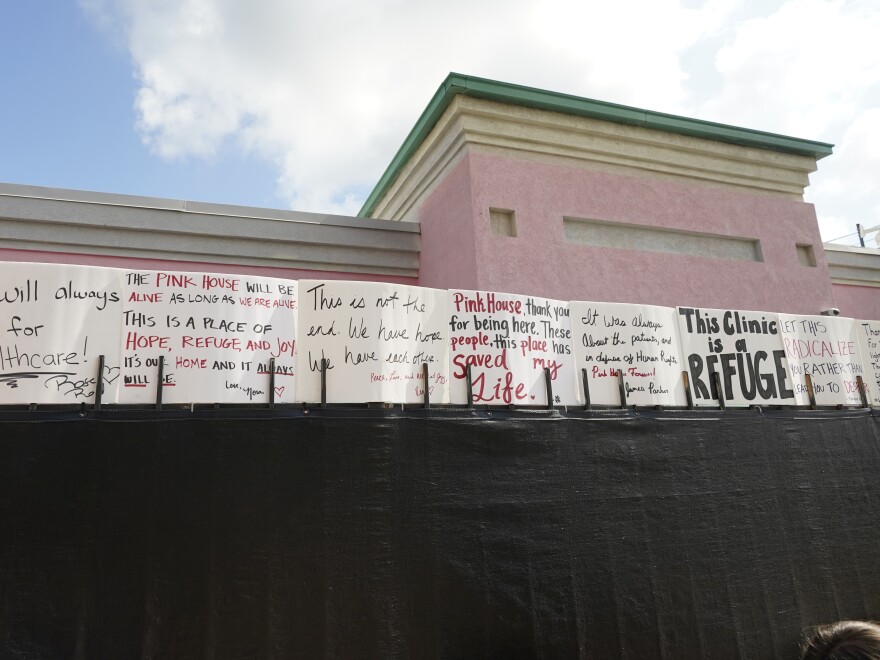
[809,108,880,240]
[527,0,743,113]
[699,0,880,136]
[689,0,880,240]
[815,108,880,197]
[82,0,880,235]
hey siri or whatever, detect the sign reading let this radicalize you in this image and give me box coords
[778,314,865,407]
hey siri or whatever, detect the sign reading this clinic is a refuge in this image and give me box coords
[778,314,865,406]
[857,320,880,406]
[0,262,123,404]
[676,306,795,407]
[296,280,449,403]
[448,289,578,405]
[570,302,686,406]
[120,270,297,404]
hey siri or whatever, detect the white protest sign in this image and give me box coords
[676,306,795,407]
[0,262,123,404]
[120,270,297,403]
[570,302,686,406]
[778,315,865,406]
[448,290,579,405]
[856,320,880,406]
[296,280,449,403]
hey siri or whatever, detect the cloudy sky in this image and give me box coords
[1,1,878,244]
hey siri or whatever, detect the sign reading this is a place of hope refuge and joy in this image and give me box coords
[120,269,297,404]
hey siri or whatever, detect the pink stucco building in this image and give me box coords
[1,73,878,317]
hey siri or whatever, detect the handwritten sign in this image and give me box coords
[677,306,795,407]
[120,270,297,403]
[570,302,686,406]
[777,315,865,406]
[296,280,449,403]
[0,262,122,404]
[8,261,880,410]
[448,290,578,405]
[856,320,880,406]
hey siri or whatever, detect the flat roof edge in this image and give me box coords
[0,182,419,234]
[359,72,834,218]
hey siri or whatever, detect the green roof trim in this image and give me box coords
[358,73,835,218]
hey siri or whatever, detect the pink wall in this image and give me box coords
[0,248,419,285]
[832,283,880,321]
[5,147,845,318]
[425,150,836,313]
[415,156,479,291]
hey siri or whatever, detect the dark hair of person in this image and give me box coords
[801,621,880,660]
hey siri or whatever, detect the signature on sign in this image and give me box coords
[0,364,120,399]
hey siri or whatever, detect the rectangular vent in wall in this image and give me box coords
[562,217,763,262]
[796,244,817,267]
[490,208,517,238]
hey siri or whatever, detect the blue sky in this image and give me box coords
[1,1,878,244]
[0,2,279,208]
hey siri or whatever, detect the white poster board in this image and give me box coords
[570,302,687,406]
[856,320,880,406]
[0,262,122,404]
[448,290,579,405]
[296,280,449,403]
[778,315,865,406]
[119,270,297,403]
[676,306,795,407]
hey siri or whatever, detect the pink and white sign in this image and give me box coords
[120,269,297,404]
[778,314,866,406]
[448,290,579,405]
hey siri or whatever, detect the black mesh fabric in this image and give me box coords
[1,408,879,659]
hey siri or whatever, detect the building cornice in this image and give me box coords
[824,244,880,288]
[360,72,834,218]
[369,94,827,222]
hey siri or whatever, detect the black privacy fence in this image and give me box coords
[1,408,879,659]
